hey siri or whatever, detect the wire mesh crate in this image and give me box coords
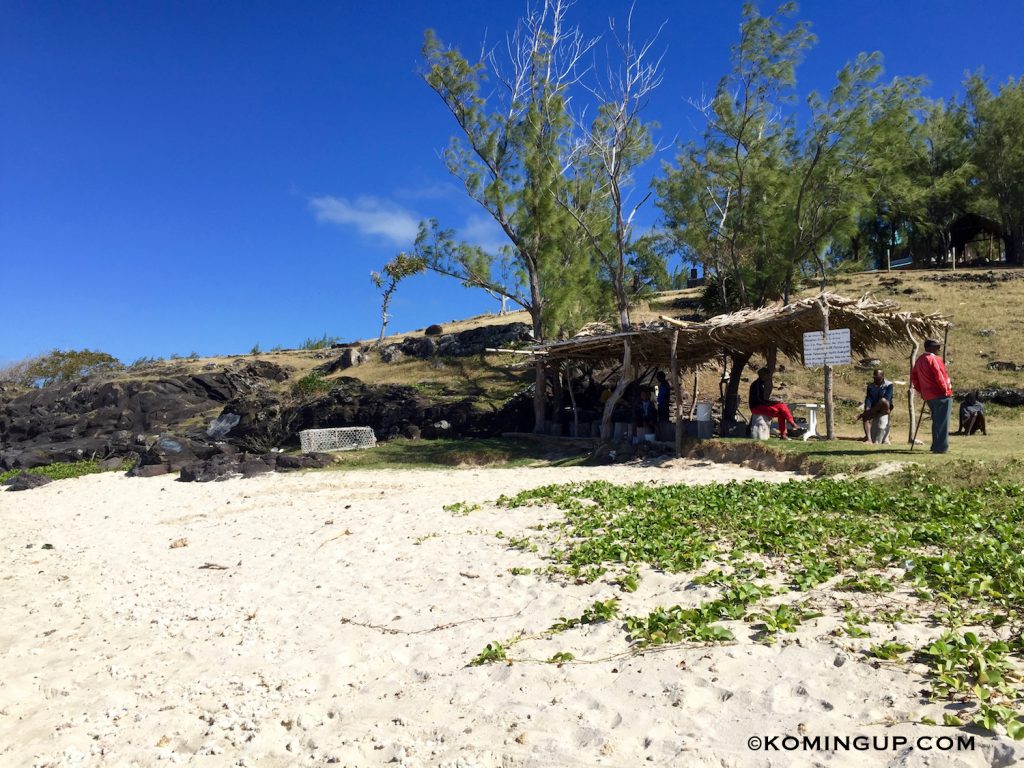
[298,427,377,453]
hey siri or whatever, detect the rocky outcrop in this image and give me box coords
[0,362,291,470]
[0,351,531,473]
[376,322,532,362]
[220,377,483,452]
[963,388,1024,407]
[315,347,365,374]
[177,451,336,482]
[2,472,53,491]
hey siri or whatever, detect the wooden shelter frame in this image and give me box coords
[526,293,950,450]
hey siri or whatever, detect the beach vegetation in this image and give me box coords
[489,473,1024,735]
[470,641,508,666]
[0,458,132,485]
[291,372,334,398]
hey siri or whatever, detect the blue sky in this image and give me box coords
[2,1,1022,364]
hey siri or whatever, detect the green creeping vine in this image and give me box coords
[488,476,1024,737]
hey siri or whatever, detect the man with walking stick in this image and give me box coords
[910,338,953,454]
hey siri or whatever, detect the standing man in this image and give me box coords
[911,338,953,453]
[749,367,805,440]
[655,371,671,423]
[857,369,893,444]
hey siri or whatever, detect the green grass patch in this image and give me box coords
[729,420,1024,477]
[0,459,132,485]
[316,437,592,471]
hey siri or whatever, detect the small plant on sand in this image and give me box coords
[550,599,619,632]
[919,632,1024,739]
[443,501,480,517]
[471,641,508,666]
[868,641,913,660]
[755,603,821,635]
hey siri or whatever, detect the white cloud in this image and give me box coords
[460,214,509,254]
[310,195,419,245]
[395,182,459,201]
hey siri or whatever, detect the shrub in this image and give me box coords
[0,349,122,388]
[299,333,341,350]
[292,373,334,398]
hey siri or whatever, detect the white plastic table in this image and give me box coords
[790,403,822,441]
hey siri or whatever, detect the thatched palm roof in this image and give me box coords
[534,293,949,369]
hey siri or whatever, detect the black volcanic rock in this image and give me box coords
[378,322,531,361]
[0,363,291,471]
[2,472,53,491]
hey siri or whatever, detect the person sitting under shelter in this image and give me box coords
[857,368,893,444]
[634,386,658,432]
[956,391,987,435]
[749,368,805,440]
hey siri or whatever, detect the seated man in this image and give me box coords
[857,368,893,444]
[956,391,987,435]
[633,386,658,435]
[749,367,804,440]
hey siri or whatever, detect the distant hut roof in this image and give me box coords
[950,213,1003,250]
[533,293,949,369]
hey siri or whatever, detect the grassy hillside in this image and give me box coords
[95,267,1024,436]
[645,268,1024,435]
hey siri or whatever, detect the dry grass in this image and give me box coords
[636,268,1024,417]
[103,267,1024,420]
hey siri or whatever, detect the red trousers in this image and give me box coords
[751,403,795,437]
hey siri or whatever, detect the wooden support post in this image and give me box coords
[886,248,891,272]
[670,330,683,455]
[906,322,919,445]
[564,363,579,438]
[600,340,632,441]
[689,372,699,420]
[818,298,835,440]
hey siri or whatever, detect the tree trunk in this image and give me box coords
[565,365,579,438]
[529,300,546,434]
[721,351,752,435]
[670,331,683,455]
[533,362,547,434]
[907,324,919,445]
[1005,227,1022,266]
[600,340,633,441]
[819,298,835,440]
[550,369,564,435]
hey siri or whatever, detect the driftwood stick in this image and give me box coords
[906,321,919,445]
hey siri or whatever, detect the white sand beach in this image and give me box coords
[1,462,1019,768]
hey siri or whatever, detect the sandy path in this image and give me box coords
[1,461,1018,767]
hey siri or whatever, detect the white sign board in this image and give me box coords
[803,328,852,367]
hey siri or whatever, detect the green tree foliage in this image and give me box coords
[420,0,606,430]
[839,98,979,269]
[656,2,923,425]
[2,349,122,388]
[659,2,922,308]
[371,252,427,345]
[967,74,1024,265]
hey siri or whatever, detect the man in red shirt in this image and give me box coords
[910,338,953,453]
